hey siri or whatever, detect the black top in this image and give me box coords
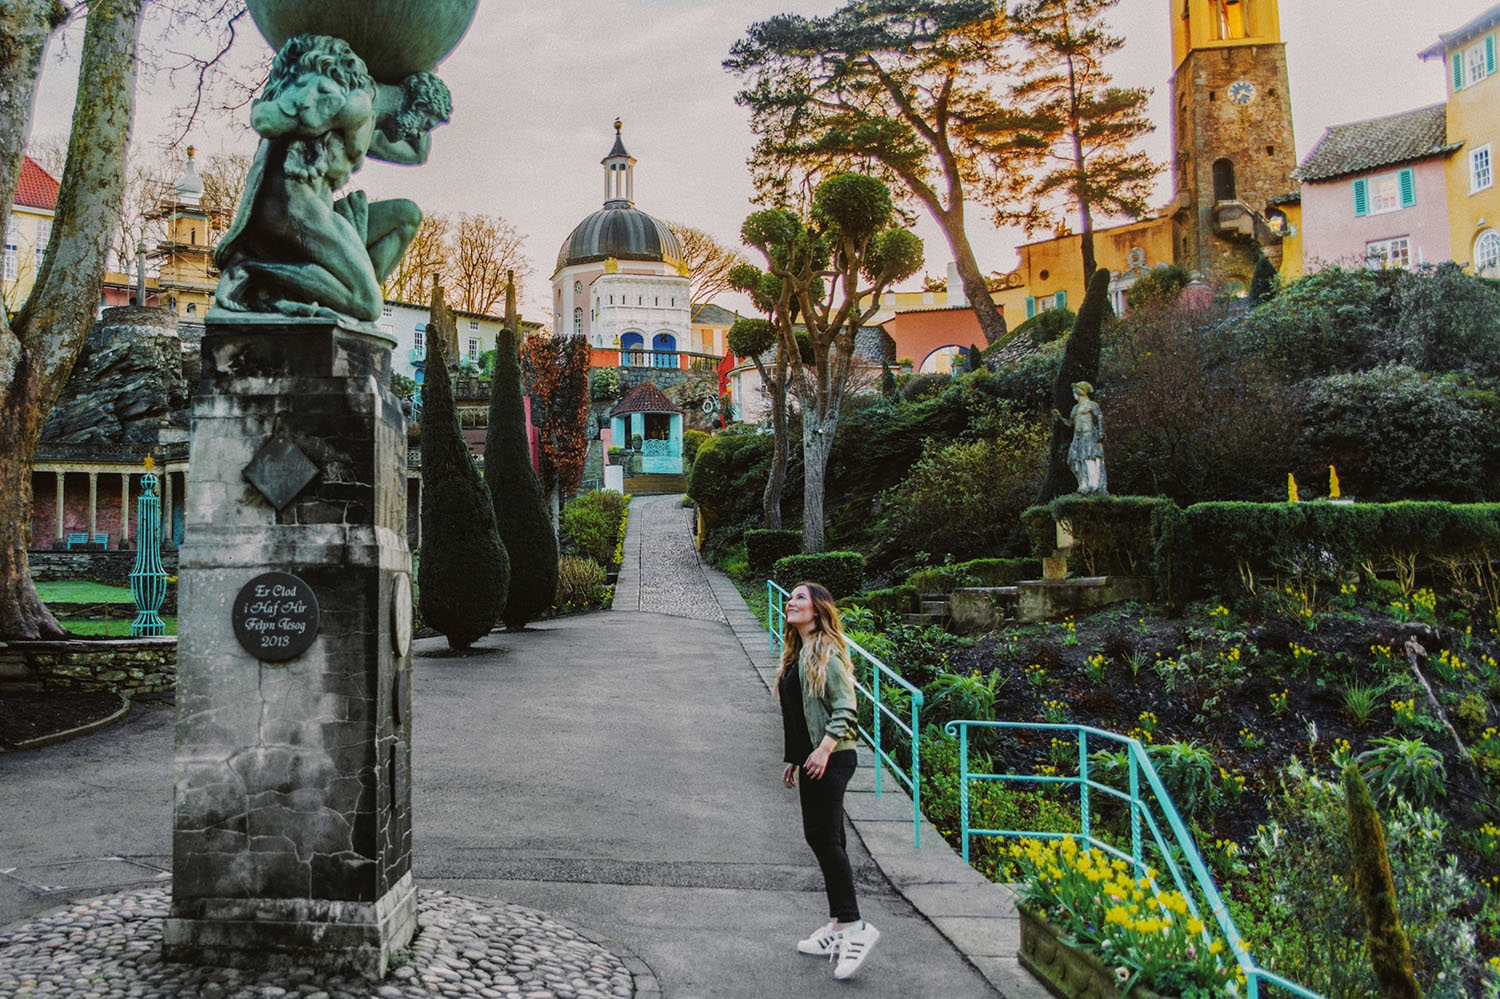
[780,662,814,766]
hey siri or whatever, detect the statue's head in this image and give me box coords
[265,34,374,103]
[1071,380,1092,399]
[396,72,453,137]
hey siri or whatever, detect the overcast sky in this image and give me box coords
[26,0,1495,322]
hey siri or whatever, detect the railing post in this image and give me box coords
[1078,729,1090,841]
[1129,750,1143,876]
[873,663,883,796]
[766,580,774,653]
[958,724,970,864]
[911,697,921,848]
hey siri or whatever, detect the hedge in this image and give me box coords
[746,528,802,574]
[682,428,711,476]
[1023,496,1188,613]
[1185,501,1500,595]
[838,585,919,618]
[773,551,867,599]
[906,557,1040,593]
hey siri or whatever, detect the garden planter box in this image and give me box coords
[1018,904,1168,999]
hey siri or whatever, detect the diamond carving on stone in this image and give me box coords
[243,434,319,511]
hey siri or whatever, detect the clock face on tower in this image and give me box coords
[1227,80,1256,106]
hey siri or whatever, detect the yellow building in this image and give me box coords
[148,147,224,319]
[1420,5,1500,276]
[2,156,60,314]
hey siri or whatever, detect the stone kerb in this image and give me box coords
[0,637,177,695]
[163,322,416,978]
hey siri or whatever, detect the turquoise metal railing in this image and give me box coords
[767,580,924,846]
[943,720,1323,999]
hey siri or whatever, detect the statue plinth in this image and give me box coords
[163,320,416,977]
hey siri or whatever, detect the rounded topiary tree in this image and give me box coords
[419,336,510,650]
[484,279,558,630]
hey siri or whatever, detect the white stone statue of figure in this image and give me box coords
[1053,380,1107,496]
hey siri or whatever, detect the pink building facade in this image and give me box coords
[1296,103,1459,271]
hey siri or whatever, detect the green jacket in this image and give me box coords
[799,643,860,753]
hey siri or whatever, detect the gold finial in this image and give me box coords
[143,454,156,471]
[186,145,195,159]
[614,118,622,133]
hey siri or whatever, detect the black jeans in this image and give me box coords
[798,749,860,923]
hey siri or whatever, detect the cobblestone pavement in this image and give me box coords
[0,888,643,999]
[615,494,724,623]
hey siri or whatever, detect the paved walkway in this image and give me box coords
[0,493,1044,997]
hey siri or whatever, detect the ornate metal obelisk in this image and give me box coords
[129,456,169,637]
[162,2,475,977]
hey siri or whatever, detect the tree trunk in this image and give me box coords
[940,208,1007,347]
[0,0,144,640]
[757,355,788,529]
[801,411,837,553]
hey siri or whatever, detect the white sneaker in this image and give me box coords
[796,919,840,956]
[832,921,879,980]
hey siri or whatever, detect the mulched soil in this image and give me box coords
[943,600,1496,858]
[0,690,127,750]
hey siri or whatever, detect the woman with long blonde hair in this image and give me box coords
[774,581,879,980]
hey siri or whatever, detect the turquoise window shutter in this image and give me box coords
[1456,53,1466,90]
[1399,168,1416,207]
[1025,296,1037,319]
[1353,178,1369,217]
[1054,290,1067,310]
[1488,35,1497,75]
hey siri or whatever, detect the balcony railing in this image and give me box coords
[590,347,722,371]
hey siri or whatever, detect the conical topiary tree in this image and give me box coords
[1035,267,1111,504]
[1249,254,1280,307]
[418,335,510,650]
[1343,763,1424,999]
[484,275,558,630]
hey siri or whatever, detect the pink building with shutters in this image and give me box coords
[1295,103,1459,271]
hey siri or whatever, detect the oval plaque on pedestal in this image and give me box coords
[232,571,320,662]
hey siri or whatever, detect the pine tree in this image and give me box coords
[1035,268,1110,504]
[485,275,558,630]
[418,336,509,650]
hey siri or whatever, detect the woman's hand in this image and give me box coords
[803,744,833,780]
[782,763,797,788]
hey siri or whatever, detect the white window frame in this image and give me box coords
[468,319,478,331]
[381,304,393,318]
[1367,172,1401,215]
[413,325,426,350]
[467,337,479,362]
[3,217,17,282]
[573,307,583,335]
[1365,236,1411,270]
[1468,41,1490,86]
[33,219,49,273]
[1476,230,1500,274]
[1472,144,1494,194]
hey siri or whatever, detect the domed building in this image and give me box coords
[552,121,692,365]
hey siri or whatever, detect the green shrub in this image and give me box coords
[589,366,622,401]
[772,551,866,599]
[1357,736,1447,810]
[553,556,607,611]
[900,372,953,402]
[1022,496,1188,613]
[746,528,802,574]
[1146,739,1221,829]
[840,585,918,618]
[560,490,628,567]
[686,428,774,558]
[875,410,1048,562]
[1126,263,1190,310]
[952,557,1040,586]
[1011,305,1076,345]
[682,428,710,475]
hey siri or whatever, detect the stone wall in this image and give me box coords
[0,637,177,695]
[28,549,179,585]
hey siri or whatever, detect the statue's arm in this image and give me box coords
[368,129,430,165]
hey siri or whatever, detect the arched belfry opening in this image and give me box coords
[1212,158,1237,202]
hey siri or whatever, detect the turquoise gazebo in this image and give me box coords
[610,382,682,475]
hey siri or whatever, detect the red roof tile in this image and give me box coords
[610,381,681,416]
[15,156,59,211]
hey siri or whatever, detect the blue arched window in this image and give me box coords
[620,331,645,366]
[652,332,677,368]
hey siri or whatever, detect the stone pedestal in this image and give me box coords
[163,321,416,977]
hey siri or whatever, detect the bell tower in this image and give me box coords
[1169,0,1297,291]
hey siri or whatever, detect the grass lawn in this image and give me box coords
[63,617,177,637]
[36,580,136,604]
